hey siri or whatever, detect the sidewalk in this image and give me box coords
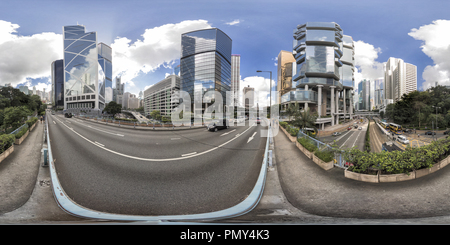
[267,127,450,223]
[0,122,87,223]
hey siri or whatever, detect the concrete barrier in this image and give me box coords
[0,145,14,163]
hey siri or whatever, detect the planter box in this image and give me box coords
[440,155,450,169]
[379,171,415,182]
[344,169,379,183]
[29,121,37,131]
[312,154,334,170]
[14,130,29,145]
[0,144,14,163]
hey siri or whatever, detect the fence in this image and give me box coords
[296,129,347,168]
[9,123,28,135]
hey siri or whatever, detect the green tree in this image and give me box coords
[3,106,31,131]
[150,110,162,121]
[283,103,298,122]
[103,101,122,116]
[291,108,317,134]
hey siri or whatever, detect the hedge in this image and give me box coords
[344,136,450,174]
[0,134,15,154]
[26,117,38,128]
[14,126,28,139]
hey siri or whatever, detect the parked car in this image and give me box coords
[425,131,436,135]
[444,130,450,135]
[207,119,229,132]
[397,135,409,144]
[64,113,72,118]
[332,132,342,136]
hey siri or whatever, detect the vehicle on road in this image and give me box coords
[347,127,352,130]
[256,117,261,124]
[64,113,72,118]
[380,121,389,129]
[389,123,403,135]
[302,127,317,136]
[425,131,436,135]
[358,127,362,130]
[207,119,229,132]
[444,130,450,135]
[52,111,55,115]
[397,135,409,144]
[332,132,342,136]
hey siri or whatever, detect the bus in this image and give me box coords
[389,123,402,135]
[380,121,389,129]
[302,128,317,136]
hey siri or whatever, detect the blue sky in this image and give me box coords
[1,0,450,104]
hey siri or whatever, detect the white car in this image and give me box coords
[397,135,409,144]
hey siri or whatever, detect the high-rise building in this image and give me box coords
[98,42,112,103]
[243,85,255,109]
[51,59,64,108]
[277,50,296,104]
[180,28,232,116]
[63,25,104,114]
[231,54,240,107]
[144,74,180,117]
[19,85,29,95]
[384,57,417,103]
[288,22,354,128]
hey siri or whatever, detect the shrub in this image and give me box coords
[289,127,299,136]
[279,121,288,128]
[26,117,38,128]
[0,134,15,153]
[14,126,28,139]
[298,137,318,153]
[315,149,334,162]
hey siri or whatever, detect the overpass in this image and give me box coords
[354,111,380,117]
[121,110,151,124]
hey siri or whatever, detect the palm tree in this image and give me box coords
[292,108,318,135]
[283,103,297,122]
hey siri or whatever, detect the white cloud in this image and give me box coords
[238,76,277,107]
[0,20,63,87]
[111,19,212,87]
[225,19,240,26]
[353,40,385,83]
[408,19,450,90]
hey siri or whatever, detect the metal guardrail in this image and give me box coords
[46,114,270,222]
[9,123,28,135]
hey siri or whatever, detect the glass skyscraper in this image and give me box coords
[180,28,232,116]
[98,42,112,103]
[63,25,104,114]
[51,59,64,108]
[289,22,354,127]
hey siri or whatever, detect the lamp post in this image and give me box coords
[432,106,441,141]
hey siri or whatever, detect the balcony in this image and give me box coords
[281,90,318,104]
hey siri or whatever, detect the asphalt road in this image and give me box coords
[47,113,266,216]
[319,122,367,151]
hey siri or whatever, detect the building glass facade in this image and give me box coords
[180,28,232,114]
[51,59,64,108]
[98,42,113,103]
[63,25,103,113]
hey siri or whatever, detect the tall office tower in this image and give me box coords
[373,78,384,109]
[243,85,255,108]
[63,25,103,113]
[231,54,240,107]
[113,76,125,102]
[19,85,29,95]
[358,79,371,111]
[98,42,113,103]
[384,57,417,103]
[277,50,296,104]
[289,22,354,128]
[51,59,64,109]
[180,28,232,116]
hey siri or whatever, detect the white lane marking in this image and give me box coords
[181,152,197,157]
[94,141,105,147]
[52,116,257,162]
[220,129,236,136]
[53,121,56,124]
[352,130,363,148]
[171,138,181,140]
[69,119,124,137]
[247,132,257,143]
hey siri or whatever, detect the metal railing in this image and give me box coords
[9,123,28,135]
[296,128,347,168]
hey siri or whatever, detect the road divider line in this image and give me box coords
[94,141,105,147]
[181,152,197,157]
[70,119,124,137]
[52,117,259,162]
